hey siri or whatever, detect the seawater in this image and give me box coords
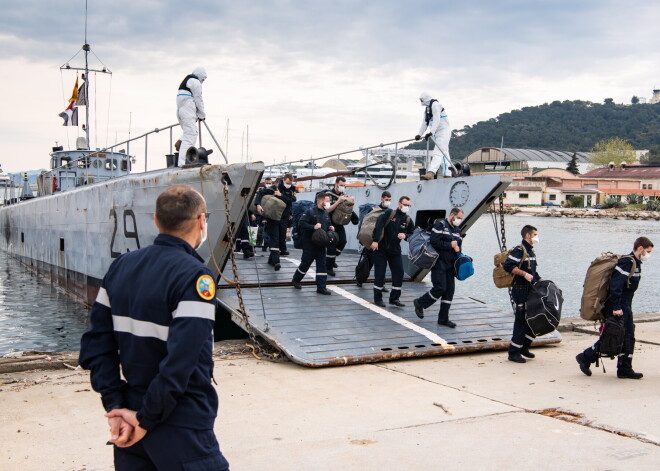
[0,214,657,355]
[0,251,89,356]
[457,214,659,317]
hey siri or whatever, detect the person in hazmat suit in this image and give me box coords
[176,67,208,166]
[415,92,452,180]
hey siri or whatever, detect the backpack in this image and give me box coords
[357,207,395,247]
[525,280,563,336]
[358,203,378,222]
[579,253,636,321]
[260,194,287,221]
[408,227,439,269]
[355,249,372,286]
[454,253,474,281]
[331,197,355,226]
[597,316,625,358]
[291,200,315,249]
[492,245,528,289]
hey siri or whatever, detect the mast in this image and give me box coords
[83,0,90,148]
[60,0,112,152]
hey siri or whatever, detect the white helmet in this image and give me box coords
[419,92,432,106]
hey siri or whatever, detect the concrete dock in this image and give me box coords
[1,317,659,470]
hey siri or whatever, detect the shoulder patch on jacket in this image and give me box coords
[196,274,216,301]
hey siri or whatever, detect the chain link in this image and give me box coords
[220,184,283,362]
[499,195,507,251]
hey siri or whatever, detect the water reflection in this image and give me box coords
[0,251,89,355]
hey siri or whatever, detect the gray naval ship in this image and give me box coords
[0,28,264,306]
[0,142,264,306]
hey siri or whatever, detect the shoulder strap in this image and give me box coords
[517,245,529,269]
[620,255,636,288]
[384,208,396,228]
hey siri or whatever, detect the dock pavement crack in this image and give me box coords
[371,363,660,448]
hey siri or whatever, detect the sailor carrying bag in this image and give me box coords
[260,194,287,222]
[579,253,636,321]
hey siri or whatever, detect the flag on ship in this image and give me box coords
[58,76,84,126]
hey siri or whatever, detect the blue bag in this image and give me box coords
[407,227,439,269]
[454,253,474,280]
[291,200,315,249]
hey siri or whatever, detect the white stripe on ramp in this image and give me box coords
[282,257,450,346]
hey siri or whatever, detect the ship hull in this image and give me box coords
[0,163,264,305]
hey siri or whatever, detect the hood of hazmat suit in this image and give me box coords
[192,67,208,83]
[419,92,432,106]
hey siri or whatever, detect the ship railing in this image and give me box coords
[262,137,437,188]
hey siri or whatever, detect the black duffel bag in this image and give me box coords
[355,249,372,286]
[525,280,563,336]
[312,228,337,248]
[598,316,625,358]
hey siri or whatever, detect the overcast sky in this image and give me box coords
[0,0,658,173]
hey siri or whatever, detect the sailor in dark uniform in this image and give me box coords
[255,173,297,271]
[324,176,359,276]
[502,225,541,363]
[79,185,230,471]
[292,192,334,295]
[255,178,273,251]
[413,207,464,328]
[371,196,415,307]
[576,237,654,379]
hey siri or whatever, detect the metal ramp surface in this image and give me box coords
[217,250,561,367]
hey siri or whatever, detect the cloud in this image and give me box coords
[0,0,658,173]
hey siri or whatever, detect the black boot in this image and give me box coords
[575,353,593,376]
[617,356,643,379]
[508,353,526,363]
[521,348,535,359]
[413,299,424,319]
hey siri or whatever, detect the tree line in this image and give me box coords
[406,100,660,163]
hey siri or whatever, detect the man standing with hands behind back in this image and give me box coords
[79,185,230,470]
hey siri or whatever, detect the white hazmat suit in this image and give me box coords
[418,92,452,177]
[176,67,207,166]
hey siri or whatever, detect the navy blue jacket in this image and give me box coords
[79,234,217,431]
[373,209,414,255]
[255,180,297,218]
[605,252,641,313]
[503,240,541,288]
[430,219,462,264]
[299,206,331,244]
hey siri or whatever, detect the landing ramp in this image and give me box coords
[217,250,561,367]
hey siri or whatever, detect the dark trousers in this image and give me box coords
[238,217,253,255]
[509,301,536,354]
[265,217,285,265]
[582,306,636,363]
[279,217,290,252]
[415,261,455,322]
[373,250,403,303]
[292,243,327,289]
[113,423,229,471]
[326,224,347,268]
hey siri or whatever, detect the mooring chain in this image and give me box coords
[221,184,282,362]
[499,195,507,252]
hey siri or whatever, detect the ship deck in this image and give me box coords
[217,249,561,367]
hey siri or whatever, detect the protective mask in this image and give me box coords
[401,206,410,214]
[284,183,292,189]
[454,218,463,226]
[195,222,208,250]
[382,201,391,208]
[324,202,331,210]
[338,186,346,192]
[531,235,540,245]
[640,251,651,262]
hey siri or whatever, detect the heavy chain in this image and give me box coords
[499,195,507,251]
[221,184,282,362]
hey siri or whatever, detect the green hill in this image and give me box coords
[407,100,660,161]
